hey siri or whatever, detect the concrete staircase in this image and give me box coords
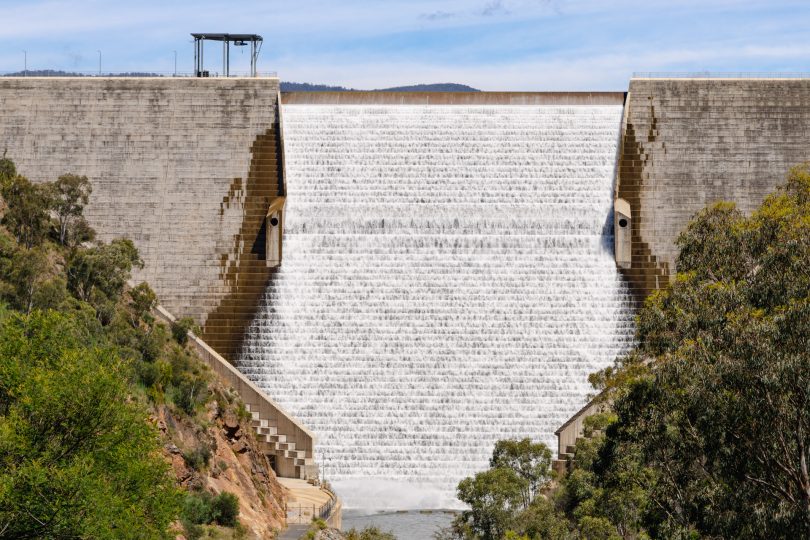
[246,403,319,480]
[552,430,604,476]
[153,303,318,482]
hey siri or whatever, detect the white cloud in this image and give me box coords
[3,0,810,85]
[275,40,810,91]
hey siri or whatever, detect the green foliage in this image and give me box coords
[52,173,92,245]
[445,439,560,540]
[0,310,180,538]
[181,490,240,530]
[0,158,229,537]
[183,443,213,472]
[344,526,397,540]
[165,346,211,415]
[511,497,572,540]
[128,282,158,327]
[457,466,528,540]
[1,173,52,248]
[211,491,240,527]
[66,238,142,320]
[562,164,810,539]
[0,155,16,181]
[172,315,200,345]
[0,243,47,313]
[490,438,553,506]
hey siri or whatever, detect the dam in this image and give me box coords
[1,75,808,508]
[238,96,635,506]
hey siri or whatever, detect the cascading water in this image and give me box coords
[238,104,635,509]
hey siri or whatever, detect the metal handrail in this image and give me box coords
[633,72,810,79]
[284,487,339,524]
[0,70,278,78]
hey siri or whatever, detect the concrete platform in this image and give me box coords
[279,478,338,527]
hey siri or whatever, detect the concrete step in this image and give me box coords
[251,418,269,429]
[258,426,278,436]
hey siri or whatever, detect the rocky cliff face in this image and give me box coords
[154,381,288,538]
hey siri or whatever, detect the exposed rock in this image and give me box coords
[314,527,347,540]
[159,379,286,539]
[224,413,240,431]
[231,439,248,454]
[165,443,181,455]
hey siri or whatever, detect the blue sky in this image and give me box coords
[2,0,809,90]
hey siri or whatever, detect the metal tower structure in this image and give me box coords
[191,33,263,77]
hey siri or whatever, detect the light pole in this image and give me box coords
[173,50,177,76]
[23,50,27,77]
[97,50,101,76]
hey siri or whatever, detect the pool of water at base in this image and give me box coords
[342,509,459,540]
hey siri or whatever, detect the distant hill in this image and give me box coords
[280,82,354,92]
[280,82,480,92]
[2,70,160,77]
[1,72,479,92]
[380,83,479,92]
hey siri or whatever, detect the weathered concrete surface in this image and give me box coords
[0,77,282,359]
[282,91,626,105]
[617,78,810,297]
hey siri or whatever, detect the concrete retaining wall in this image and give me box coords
[616,78,810,297]
[0,77,282,359]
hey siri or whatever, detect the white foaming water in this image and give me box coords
[238,105,635,509]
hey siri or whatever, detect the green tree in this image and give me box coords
[0,155,16,181]
[52,173,92,245]
[511,496,572,540]
[490,438,553,506]
[1,174,52,248]
[67,238,142,320]
[211,491,240,527]
[457,467,528,540]
[585,164,810,538]
[127,282,158,328]
[0,310,180,538]
[171,316,199,346]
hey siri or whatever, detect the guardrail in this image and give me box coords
[285,494,339,525]
[0,70,278,78]
[633,72,810,79]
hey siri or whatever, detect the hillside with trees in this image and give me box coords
[0,158,287,539]
[280,82,479,92]
[440,165,810,539]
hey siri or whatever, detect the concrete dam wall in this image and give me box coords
[616,78,810,296]
[0,77,283,359]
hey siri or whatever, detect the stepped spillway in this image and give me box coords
[238,104,635,508]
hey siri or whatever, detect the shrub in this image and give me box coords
[345,526,397,540]
[172,316,199,345]
[183,444,212,471]
[136,360,160,388]
[181,491,214,525]
[180,490,240,529]
[211,492,240,527]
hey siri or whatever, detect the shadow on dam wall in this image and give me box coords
[202,126,283,360]
[616,107,671,299]
[616,77,810,298]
